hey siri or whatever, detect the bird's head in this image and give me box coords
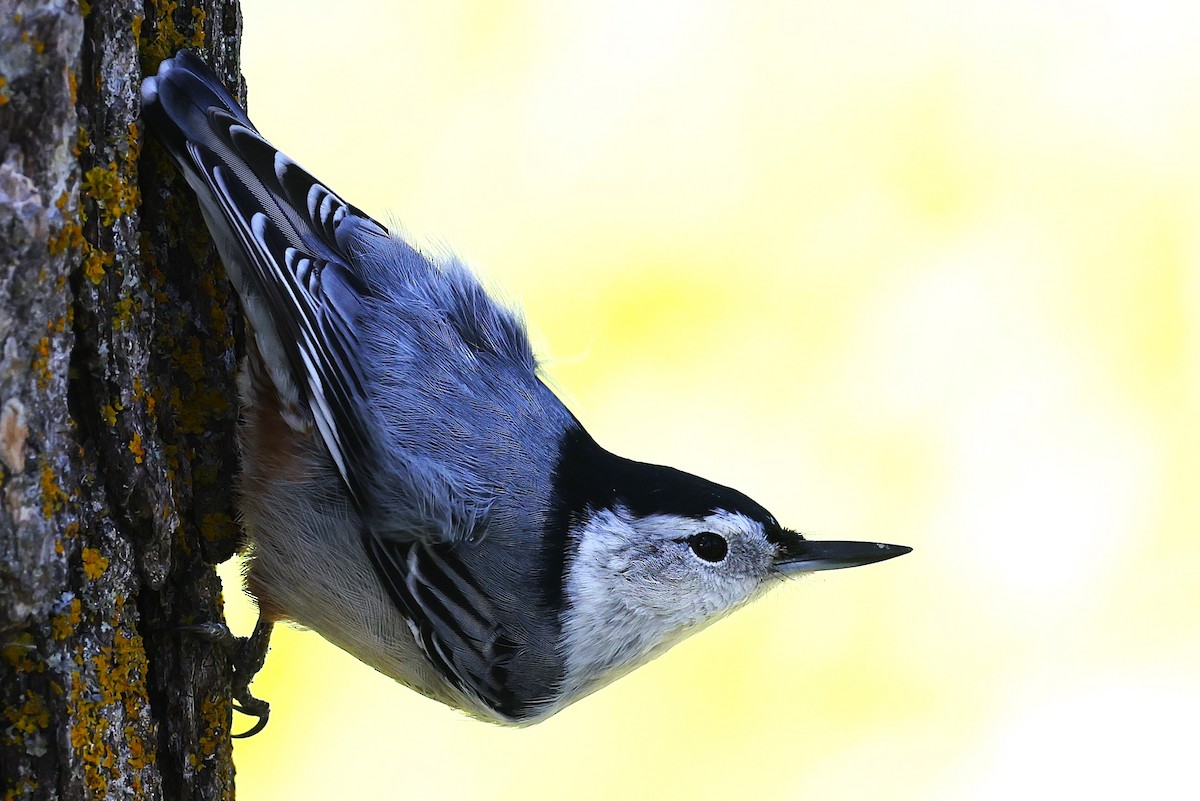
[550,429,910,705]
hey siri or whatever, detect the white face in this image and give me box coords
[557,506,784,705]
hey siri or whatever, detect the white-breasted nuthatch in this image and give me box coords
[141,51,911,734]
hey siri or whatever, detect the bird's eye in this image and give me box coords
[687,532,728,563]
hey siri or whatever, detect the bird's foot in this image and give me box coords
[181,616,275,737]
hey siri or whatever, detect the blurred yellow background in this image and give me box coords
[221,1,1200,798]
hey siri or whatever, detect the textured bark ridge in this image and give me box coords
[1,1,247,798]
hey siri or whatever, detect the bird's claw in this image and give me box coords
[181,617,275,737]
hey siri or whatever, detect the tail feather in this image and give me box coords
[141,51,253,156]
[142,51,382,510]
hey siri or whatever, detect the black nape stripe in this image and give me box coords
[549,426,778,533]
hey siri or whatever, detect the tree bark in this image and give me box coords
[1,1,246,798]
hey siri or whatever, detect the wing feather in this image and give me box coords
[364,536,531,720]
[189,137,372,505]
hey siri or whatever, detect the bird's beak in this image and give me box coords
[771,529,912,575]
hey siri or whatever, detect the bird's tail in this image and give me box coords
[140,51,255,169]
[141,51,375,498]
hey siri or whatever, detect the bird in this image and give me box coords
[141,50,911,735]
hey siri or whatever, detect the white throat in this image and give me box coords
[557,508,687,701]
[556,507,765,704]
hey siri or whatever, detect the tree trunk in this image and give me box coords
[1,1,246,798]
